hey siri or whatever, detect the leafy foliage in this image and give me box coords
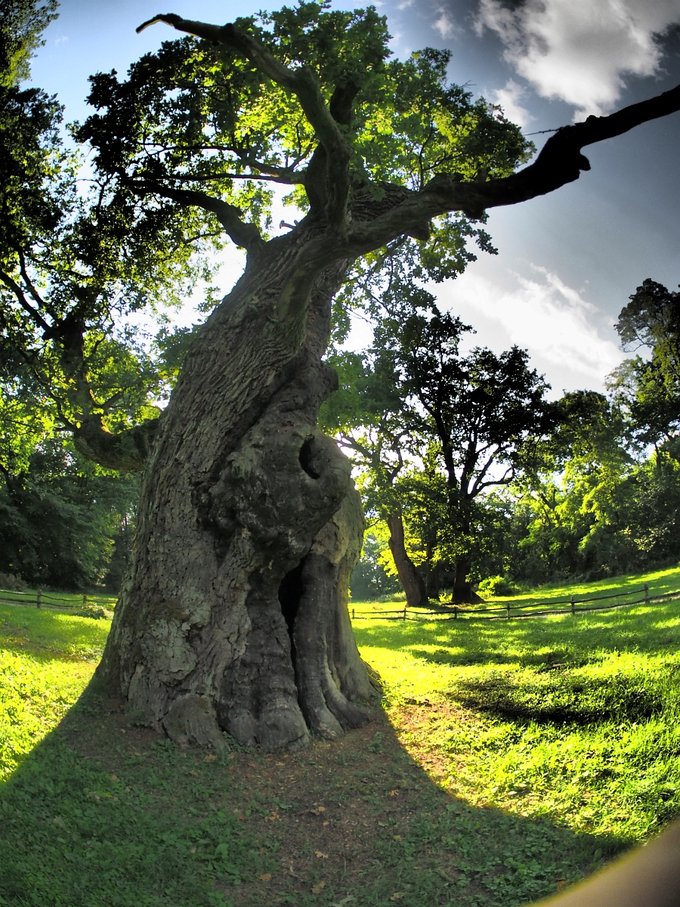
[0,0,57,88]
[0,0,533,487]
[0,438,138,590]
[611,279,680,455]
[328,297,556,601]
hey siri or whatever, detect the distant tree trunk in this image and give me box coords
[424,562,449,601]
[386,511,429,608]
[97,236,377,751]
[451,553,482,605]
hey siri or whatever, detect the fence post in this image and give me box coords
[82,593,88,608]
[36,591,42,609]
[506,602,511,620]
[644,583,649,603]
[453,606,458,620]
[402,605,407,621]
[570,595,576,615]
[352,608,355,620]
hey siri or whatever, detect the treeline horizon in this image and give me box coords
[347,278,680,602]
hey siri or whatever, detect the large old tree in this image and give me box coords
[6,3,680,750]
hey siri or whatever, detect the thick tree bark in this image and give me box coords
[386,511,429,608]
[98,234,378,750]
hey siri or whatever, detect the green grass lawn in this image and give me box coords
[0,605,110,780]
[0,570,678,906]
[354,598,680,842]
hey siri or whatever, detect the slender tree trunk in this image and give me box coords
[386,511,429,608]
[97,235,377,751]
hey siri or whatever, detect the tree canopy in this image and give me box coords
[5,2,680,481]
[0,0,56,87]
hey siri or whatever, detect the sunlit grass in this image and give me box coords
[0,605,108,780]
[485,563,680,604]
[355,600,680,842]
[0,579,678,905]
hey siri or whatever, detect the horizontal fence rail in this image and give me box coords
[1,584,678,623]
[0,588,100,611]
[352,583,680,622]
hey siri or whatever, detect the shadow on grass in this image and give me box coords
[0,681,631,907]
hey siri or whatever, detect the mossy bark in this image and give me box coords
[98,235,377,750]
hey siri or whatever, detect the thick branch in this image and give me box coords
[304,80,360,222]
[73,415,159,472]
[470,453,513,497]
[345,83,680,253]
[129,178,264,252]
[138,13,353,226]
[16,249,58,320]
[140,141,306,184]
[0,267,52,333]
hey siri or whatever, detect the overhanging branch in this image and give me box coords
[128,178,264,252]
[73,415,159,472]
[345,83,680,254]
[0,267,52,334]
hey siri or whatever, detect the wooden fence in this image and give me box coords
[0,588,99,612]
[2,583,678,622]
[351,583,680,622]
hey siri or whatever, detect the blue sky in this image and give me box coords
[30,0,680,396]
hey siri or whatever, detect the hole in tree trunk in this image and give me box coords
[278,560,305,640]
[299,437,320,479]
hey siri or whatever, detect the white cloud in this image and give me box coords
[476,0,680,118]
[433,7,457,39]
[492,79,533,128]
[433,265,624,395]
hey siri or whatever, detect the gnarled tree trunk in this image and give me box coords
[92,13,680,752]
[98,235,377,751]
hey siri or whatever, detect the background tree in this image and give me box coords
[373,306,555,602]
[610,279,680,459]
[324,309,552,606]
[347,527,400,601]
[5,2,680,750]
[0,436,138,590]
[508,391,633,583]
[320,348,431,608]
